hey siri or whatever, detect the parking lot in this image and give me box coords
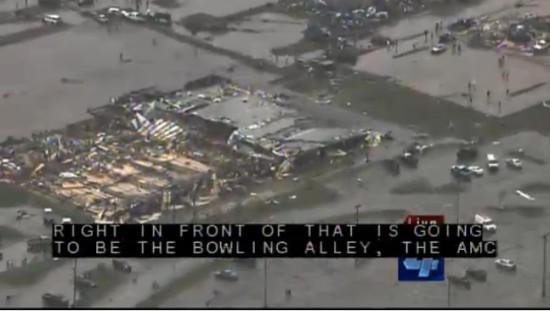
[161,131,550,308]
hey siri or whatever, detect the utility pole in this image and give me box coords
[448,179,461,308]
[354,204,361,268]
[263,257,268,309]
[72,258,78,307]
[543,233,549,298]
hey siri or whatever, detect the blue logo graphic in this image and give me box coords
[398,258,445,281]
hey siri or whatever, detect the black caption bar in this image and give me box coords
[51,224,498,258]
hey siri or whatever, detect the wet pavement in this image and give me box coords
[0,20,274,139]
[162,132,550,308]
[204,13,306,60]
[355,41,550,117]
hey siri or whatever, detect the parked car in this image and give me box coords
[465,268,487,282]
[495,258,516,271]
[505,158,522,169]
[75,275,97,289]
[95,14,109,23]
[399,152,418,168]
[214,269,238,281]
[42,293,69,308]
[468,165,484,176]
[431,43,447,54]
[448,275,471,289]
[42,14,62,25]
[451,165,472,181]
[438,32,457,43]
[474,213,492,225]
[106,7,121,15]
[487,153,499,172]
[457,144,478,161]
[126,11,145,22]
[112,259,132,273]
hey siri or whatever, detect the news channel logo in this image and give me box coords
[398,215,445,282]
[398,258,445,281]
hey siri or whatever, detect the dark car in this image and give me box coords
[439,33,457,43]
[77,0,94,6]
[451,165,472,182]
[465,268,487,282]
[42,293,70,308]
[112,259,132,273]
[448,275,471,290]
[146,11,172,25]
[76,275,97,289]
[457,145,479,161]
[399,152,418,168]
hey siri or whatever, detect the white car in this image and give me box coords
[487,153,499,171]
[468,165,484,176]
[431,43,447,54]
[106,7,121,15]
[96,14,109,23]
[505,158,522,169]
[126,11,145,22]
[495,258,516,271]
[474,214,492,225]
[42,14,62,25]
[214,269,238,281]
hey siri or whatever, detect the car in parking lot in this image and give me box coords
[431,43,447,54]
[487,153,500,172]
[468,165,484,176]
[95,14,109,23]
[42,14,63,25]
[505,158,522,169]
[214,269,239,281]
[106,7,122,15]
[451,165,472,181]
[495,258,516,271]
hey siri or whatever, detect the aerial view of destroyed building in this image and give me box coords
[0,0,550,308]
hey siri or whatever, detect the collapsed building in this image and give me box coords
[0,76,374,224]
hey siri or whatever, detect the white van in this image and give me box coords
[487,153,499,171]
[42,14,62,25]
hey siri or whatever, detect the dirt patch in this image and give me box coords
[152,0,181,9]
[486,204,546,218]
[390,178,433,194]
[518,182,550,194]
